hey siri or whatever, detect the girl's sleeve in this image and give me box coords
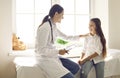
[94,37,103,55]
[82,37,88,53]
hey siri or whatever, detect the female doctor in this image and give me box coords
[35,4,83,78]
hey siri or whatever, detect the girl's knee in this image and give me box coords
[80,69,89,78]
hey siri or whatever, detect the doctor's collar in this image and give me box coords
[49,19,56,26]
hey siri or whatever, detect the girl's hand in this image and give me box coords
[78,58,89,65]
[78,59,85,65]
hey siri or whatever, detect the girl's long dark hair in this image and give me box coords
[39,4,64,26]
[91,18,107,58]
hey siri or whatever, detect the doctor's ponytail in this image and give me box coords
[39,4,63,26]
[40,15,50,26]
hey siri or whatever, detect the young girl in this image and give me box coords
[78,18,107,78]
[35,4,84,78]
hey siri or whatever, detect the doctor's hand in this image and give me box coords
[79,33,89,37]
[59,49,68,55]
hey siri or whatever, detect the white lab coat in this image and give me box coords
[35,20,80,78]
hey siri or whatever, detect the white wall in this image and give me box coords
[0,0,16,78]
[92,0,120,49]
[109,0,120,49]
[91,0,109,47]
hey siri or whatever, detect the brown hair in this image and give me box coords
[90,18,107,58]
[39,4,64,26]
